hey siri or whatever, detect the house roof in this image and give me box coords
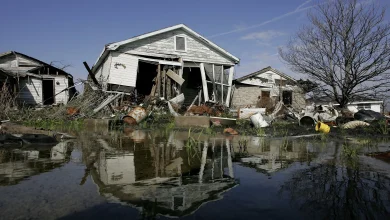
[0,51,72,78]
[92,24,240,71]
[235,66,297,83]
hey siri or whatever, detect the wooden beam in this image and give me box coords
[162,70,166,98]
[178,58,184,77]
[149,77,157,96]
[83,62,101,89]
[166,74,171,100]
[166,69,184,85]
[225,66,235,107]
[157,64,161,97]
[199,63,209,102]
[83,61,114,113]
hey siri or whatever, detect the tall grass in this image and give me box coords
[0,82,16,120]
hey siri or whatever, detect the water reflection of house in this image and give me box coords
[233,137,315,174]
[0,142,73,185]
[91,131,237,217]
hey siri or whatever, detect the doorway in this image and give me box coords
[182,67,202,106]
[282,91,292,105]
[136,61,158,95]
[42,79,55,105]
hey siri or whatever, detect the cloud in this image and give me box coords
[296,0,312,10]
[241,30,285,40]
[208,1,322,38]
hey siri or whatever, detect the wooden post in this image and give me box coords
[166,73,171,100]
[199,63,209,102]
[157,64,161,97]
[225,66,235,107]
[162,69,166,99]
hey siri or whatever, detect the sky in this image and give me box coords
[1,0,389,86]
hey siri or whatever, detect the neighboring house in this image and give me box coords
[0,51,76,106]
[306,96,384,113]
[231,66,306,110]
[91,24,239,106]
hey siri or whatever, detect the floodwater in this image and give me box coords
[1,128,390,220]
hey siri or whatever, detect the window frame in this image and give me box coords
[357,103,371,110]
[174,35,187,52]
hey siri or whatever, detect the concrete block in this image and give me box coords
[174,116,210,128]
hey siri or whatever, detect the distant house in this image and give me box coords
[231,66,306,110]
[91,24,239,106]
[0,51,76,106]
[306,96,384,113]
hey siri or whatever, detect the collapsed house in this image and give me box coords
[91,24,239,107]
[231,66,306,110]
[0,51,76,106]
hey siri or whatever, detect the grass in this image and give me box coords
[24,118,84,132]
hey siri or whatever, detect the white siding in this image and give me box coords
[17,77,42,105]
[108,52,138,87]
[0,54,41,72]
[118,29,235,65]
[94,54,111,86]
[54,75,69,104]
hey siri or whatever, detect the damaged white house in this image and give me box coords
[231,66,306,110]
[0,51,76,106]
[91,24,240,106]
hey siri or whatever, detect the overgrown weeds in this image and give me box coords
[0,81,17,120]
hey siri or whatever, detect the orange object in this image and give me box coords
[223,127,238,135]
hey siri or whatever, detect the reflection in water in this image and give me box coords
[86,130,237,218]
[279,142,390,219]
[2,129,390,219]
[234,137,317,174]
[0,141,73,185]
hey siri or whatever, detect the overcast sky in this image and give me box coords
[1,0,389,84]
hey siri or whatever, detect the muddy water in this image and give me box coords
[1,130,390,219]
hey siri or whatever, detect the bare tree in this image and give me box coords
[279,0,390,107]
[49,61,72,70]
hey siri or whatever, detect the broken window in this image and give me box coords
[203,64,232,104]
[175,36,186,51]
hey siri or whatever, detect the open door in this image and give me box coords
[42,79,54,105]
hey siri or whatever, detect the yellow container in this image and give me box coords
[315,121,330,133]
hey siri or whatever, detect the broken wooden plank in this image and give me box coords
[166,69,185,85]
[169,93,185,105]
[92,93,122,114]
